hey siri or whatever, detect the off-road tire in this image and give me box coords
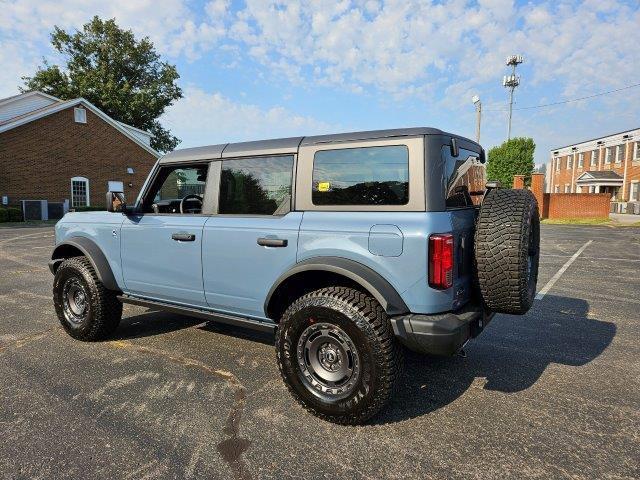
[276,287,403,425]
[475,188,540,314]
[53,256,122,340]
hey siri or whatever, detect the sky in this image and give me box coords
[1,0,639,166]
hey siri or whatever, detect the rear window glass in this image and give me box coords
[219,155,293,215]
[312,145,409,205]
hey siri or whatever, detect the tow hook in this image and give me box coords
[456,339,470,358]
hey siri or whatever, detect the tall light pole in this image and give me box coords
[472,95,482,143]
[503,54,523,140]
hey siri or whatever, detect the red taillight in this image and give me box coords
[429,233,454,289]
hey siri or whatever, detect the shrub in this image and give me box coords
[0,208,8,223]
[7,207,22,222]
[487,137,536,188]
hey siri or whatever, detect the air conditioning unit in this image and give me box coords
[21,200,48,221]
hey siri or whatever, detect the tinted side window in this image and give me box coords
[142,164,208,214]
[312,145,409,205]
[219,155,293,215]
[443,147,486,208]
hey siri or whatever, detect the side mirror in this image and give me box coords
[106,191,126,213]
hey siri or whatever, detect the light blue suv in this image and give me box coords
[50,128,540,424]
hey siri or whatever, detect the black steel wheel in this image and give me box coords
[53,256,122,341]
[276,287,403,425]
[297,321,361,401]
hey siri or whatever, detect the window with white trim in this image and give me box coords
[555,158,560,171]
[615,145,624,163]
[71,177,90,207]
[590,149,599,167]
[605,147,612,164]
[635,142,640,161]
[578,152,584,168]
[74,107,87,124]
[565,184,570,193]
[566,155,573,170]
[554,185,559,193]
[630,182,640,202]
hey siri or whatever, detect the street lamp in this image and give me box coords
[503,54,524,140]
[472,95,482,143]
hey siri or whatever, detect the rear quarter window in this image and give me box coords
[312,145,409,205]
[443,147,486,208]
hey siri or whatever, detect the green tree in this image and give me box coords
[21,16,182,153]
[486,137,536,188]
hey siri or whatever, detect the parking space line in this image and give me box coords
[535,240,592,300]
[541,254,640,263]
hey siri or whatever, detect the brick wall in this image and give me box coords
[530,173,548,218]
[515,173,609,219]
[513,175,525,189]
[0,107,158,207]
[547,193,610,219]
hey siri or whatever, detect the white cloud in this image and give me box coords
[162,87,337,148]
[1,0,637,166]
[0,0,229,61]
[226,0,640,103]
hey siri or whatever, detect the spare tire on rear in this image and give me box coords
[475,188,540,315]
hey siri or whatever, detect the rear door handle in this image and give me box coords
[172,232,196,242]
[257,237,288,247]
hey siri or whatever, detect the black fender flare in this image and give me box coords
[50,237,119,291]
[265,256,410,316]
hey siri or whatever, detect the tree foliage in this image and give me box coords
[486,137,536,188]
[22,16,182,153]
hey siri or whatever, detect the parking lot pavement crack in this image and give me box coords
[106,340,253,480]
[0,327,57,353]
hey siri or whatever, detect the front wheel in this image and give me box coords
[276,287,403,425]
[53,256,122,341]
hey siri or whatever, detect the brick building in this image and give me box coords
[0,91,159,214]
[547,127,640,204]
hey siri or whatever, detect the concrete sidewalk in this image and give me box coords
[610,212,640,224]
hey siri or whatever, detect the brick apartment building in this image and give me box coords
[547,127,640,204]
[0,91,159,215]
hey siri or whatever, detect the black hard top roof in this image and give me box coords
[160,127,476,163]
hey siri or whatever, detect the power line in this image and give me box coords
[483,82,640,112]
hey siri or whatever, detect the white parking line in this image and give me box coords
[535,240,592,300]
[541,254,640,263]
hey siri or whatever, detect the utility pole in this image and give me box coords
[472,95,482,143]
[503,54,523,140]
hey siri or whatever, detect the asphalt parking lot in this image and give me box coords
[1,224,638,479]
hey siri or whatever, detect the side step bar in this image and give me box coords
[117,295,276,333]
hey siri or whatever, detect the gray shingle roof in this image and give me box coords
[582,170,623,180]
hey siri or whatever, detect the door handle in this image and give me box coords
[172,232,196,242]
[257,237,288,247]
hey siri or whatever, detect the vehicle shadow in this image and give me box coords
[375,294,616,424]
[110,294,615,426]
[111,309,205,340]
[112,308,275,345]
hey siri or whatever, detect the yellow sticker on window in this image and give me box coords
[318,182,331,192]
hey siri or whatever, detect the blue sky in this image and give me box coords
[1,0,639,166]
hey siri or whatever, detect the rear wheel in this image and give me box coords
[53,256,122,340]
[276,287,403,425]
[475,188,540,314]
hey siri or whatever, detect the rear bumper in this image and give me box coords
[390,303,494,356]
